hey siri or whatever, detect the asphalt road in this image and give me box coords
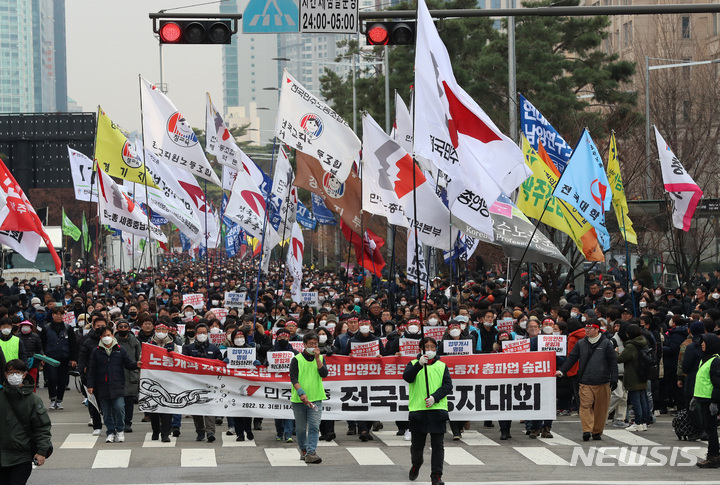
[27,383,718,485]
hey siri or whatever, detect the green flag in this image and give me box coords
[82,212,92,253]
[62,208,81,241]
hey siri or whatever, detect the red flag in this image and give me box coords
[340,220,385,277]
[0,159,62,273]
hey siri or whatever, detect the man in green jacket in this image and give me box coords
[0,359,52,484]
[403,337,453,485]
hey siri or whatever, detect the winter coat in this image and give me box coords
[616,335,648,391]
[681,337,704,397]
[477,325,498,353]
[77,329,101,383]
[565,328,587,377]
[559,336,618,386]
[663,325,688,374]
[18,332,43,368]
[41,321,78,363]
[87,344,138,401]
[116,333,141,397]
[384,332,421,356]
[182,340,224,361]
[0,375,52,466]
[346,332,384,356]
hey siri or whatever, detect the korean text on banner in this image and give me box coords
[423,326,447,341]
[538,335,567,356]
[496,318,515,334]
[351,340,380,357]
[227,347,257,369]
[183,293,205,310]
[443,339,473,355]
[268,351,294,372]
[224,291,247,308]
[399,338,420,357]
[502,339,531,353]
[138,344,556,420]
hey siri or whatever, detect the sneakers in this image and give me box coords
[299,450,306,460]
[226,427,236,436]
[304,452,322,464]
[52,401,63,410]
[207,434,216,443]
[285,437,293,443]
[612,419,628,428]
[196,433,206,441]
[431,474,445,485]
[50,399,56,409]
[558,410,571,417]
[592,433,602,440]
[116,431,125,443]
[654,409,661,417]
[626,423,647,432]
[540,426,553,439]
[172,427,181,437]
[106,433,115,443]
[404,430,412,441]
[347,426,357,436]
[500,431,511,440]
[92,429,102,436]
[87,419,94,427]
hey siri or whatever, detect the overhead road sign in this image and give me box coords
[300,0,358,34]
[243,0,299,33]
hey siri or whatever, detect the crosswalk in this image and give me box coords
[54,427,702,470]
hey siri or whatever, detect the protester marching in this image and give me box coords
[1,0,719,482]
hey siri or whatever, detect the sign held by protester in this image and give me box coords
[538,335,567,356]
[502,339,531,353]
[224,292,247,308]
[227,347,257,369]
[267,351,294,372]
[183,293,205,310]
[350,340,380,357]
[443,339,473,355]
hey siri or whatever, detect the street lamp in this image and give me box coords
[645,56,720,198]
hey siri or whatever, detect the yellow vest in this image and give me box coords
[290,353,328,403]
[408,359,448,412]
[0,336,20,361]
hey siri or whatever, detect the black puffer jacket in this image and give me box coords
[559,336,618,386]
[87,343,138,400]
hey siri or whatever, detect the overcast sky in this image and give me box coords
[65,1,226,133]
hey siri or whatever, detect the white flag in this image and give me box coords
[140,149,204,244]
[96,166,167,242]
[206,93,248,172]
[172,167,220,248]
[362,113,457,250]
[275,69,360,183]
[140,77,221,186]
[654,126,703,231]
[414,0,530,237]
[393,92,415,158]
[222,164,238,192]
[287,223,304,303]
[68,146,97,202]
[406,230,430,292]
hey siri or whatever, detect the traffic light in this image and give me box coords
[158,20,233,44]
[364,21,416,45]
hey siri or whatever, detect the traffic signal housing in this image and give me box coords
[158,20,233,44]
[364,21,416,45]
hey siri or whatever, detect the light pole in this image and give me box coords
[645,56,720,198]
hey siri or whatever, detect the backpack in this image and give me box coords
[636,343,658,381]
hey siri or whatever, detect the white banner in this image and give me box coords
[502,340,531,353]
[224,291,247,308]
[300,291,319,308]
[183,293,205,310]
[443,339,472,355]
[350,340,380,357]
[275,69,360,183]
[138,344,556,420]
[287,223,304,303]
[227,347,257,369]
[268,351,294,373]
[538,335,567,356]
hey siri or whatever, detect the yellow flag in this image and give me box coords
[517,136,604,262]
[606,133,637,245]
[95,108,157,187]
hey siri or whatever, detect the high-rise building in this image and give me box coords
[0,0,67,113]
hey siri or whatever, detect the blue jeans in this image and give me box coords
[275,418,294,440]
[171,414,182,428]
[292,401,322,454]
[628,389,650,425]
[100,396,126,435]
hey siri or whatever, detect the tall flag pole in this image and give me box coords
[606,132,637,245]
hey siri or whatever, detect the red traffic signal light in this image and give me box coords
[365,21,415,46]
[158,20,233,44]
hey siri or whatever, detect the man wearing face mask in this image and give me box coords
[268,328,297,442]
[0,359,52,483]
[41,307,78,412]
[332,316,360,356]
[526,317,557,439]
[182,323,224,442]
[78,315,109,433]
[115,319,141,433]
[0,318,27,365]
[404,337,452,485]
[477,310,498,354]
[17,321,42,392]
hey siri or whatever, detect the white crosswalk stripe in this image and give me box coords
[265,448,307,466]
[181,448,216,467]
[220,433,257,447]
[141,432,177,447]
[459,430,499,446]
[92,449,131,468]
[537,431,578,446]
[514,446,571,466]
[443,448,484,465]
[601,430,660,446]
[60,433,98,449]
[373,430,411,447]
[346,447,394,465]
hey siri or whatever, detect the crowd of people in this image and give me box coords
[2,254,720,485]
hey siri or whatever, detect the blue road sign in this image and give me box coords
[243,0,299,33]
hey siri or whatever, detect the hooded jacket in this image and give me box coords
[617,335,648,391]
[87,343,138,400]
[0,375,52,466]
[695,333,720,403]
[559,334,618,386]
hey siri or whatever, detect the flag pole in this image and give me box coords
[203,179,210,293]
[621,206,636,316]
[251,137,279,331]
[89,107,101,296]
[137,75,159,313]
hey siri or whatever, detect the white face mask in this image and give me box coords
[553,331,562,335]
[234,338,245,346]
[407,325,420,334]
[359,325,371,334]
[570,312,578,318]
[6,373,24,386]
[354,298,360,304]
[604,296,613,301]
[117,302,124,308]
[713,293,720,300]
[639,301,647,308]
[617,292,625,298]
[307,322,315,330]
[196,333,208,343]
[449,328,461,337]
[542,326,553,334]
[632,285,639,292]
[328,291,335,297]
[185,312,195,318]
[519,321,527,329]
[155,332,168,340]
[211,300,220,306]
[655,290,662,296]
[101,336,114,346]
[400,301,407,306]
[319,320,327,326]
[1,328,11,336]
[427,318,439,326]
[581,316,587,322]
[460,324,467,331]
[564,289,570,294]
[327,323,336,333]
[210,327,222,334]
[424,350,436,360]
[305,346,316,354]
[319,334,328,344]
[21,326,31,334]
[483,321,493,328]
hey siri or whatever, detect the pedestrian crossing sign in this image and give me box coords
[243,0,299,33]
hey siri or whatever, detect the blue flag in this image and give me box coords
[519,94,572,173]
[551,129,612,250]
[311,193,336,225]
[179,231,191,251]
[296,200,317,230]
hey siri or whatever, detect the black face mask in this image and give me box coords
[186,331,195,338]
[117,330,129,337]
[129,311,138,318]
